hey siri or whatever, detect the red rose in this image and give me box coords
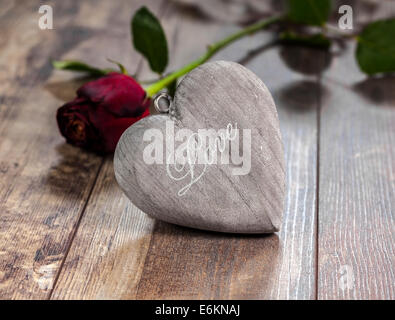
[57,73,150,153]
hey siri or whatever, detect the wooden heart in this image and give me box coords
[114,61,285,233]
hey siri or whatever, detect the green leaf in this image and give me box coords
[107,59,128,74]
[287,0,331,26]
[52,60,111,76]
[131,6,168,74]
[280,31,331,49]
[356,18,395,75]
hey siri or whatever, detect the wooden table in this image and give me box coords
[0,0,394,300]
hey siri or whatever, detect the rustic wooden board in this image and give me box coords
[50,0,165,299]
[243,46,324,299]
[52,1,319,299]
[318,4,395,300]
[0,1,108,299]
[135,4,320,299]
[0,0,157,300]
[49,157,156,299]
[2,0,393,300]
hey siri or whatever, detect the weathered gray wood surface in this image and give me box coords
[0,0,393,300]
[134,3,319,300]
[52,0,318,299]
[318,2,395,300]
[0,0,106,299]
[49,0,164,300]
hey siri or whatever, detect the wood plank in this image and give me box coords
[53,2,322,299]
[49,158,156,299]
[49,0,165,299]
[243,47,323,300]
[135,5,321,299]
[318,3,395,300]
[51,2,285,299]
[0,1,103,299]
[0,0,145,299]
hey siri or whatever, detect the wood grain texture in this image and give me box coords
[318,3,395,300]
[244,46,325,300]
[115,61,285,234]
[50,158,155,299]
[51,1,250,299]
[2,0,393,300]
[135,3,320,299]
[52,1,319,299]
[49,0,165,299]
[0,0,159,300]
[0,0,108,299]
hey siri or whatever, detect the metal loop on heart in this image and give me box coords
[154,92,178,121]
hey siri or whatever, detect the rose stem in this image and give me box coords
[145,15,283,97]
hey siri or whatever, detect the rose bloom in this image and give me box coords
[57,73,150,153]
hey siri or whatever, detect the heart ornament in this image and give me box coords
[114,61,285,233]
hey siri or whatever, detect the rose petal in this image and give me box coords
[77,72,148,117]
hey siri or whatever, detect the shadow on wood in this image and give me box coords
[136,221,280,299]
[44,76,96,102]
[353,76,395,107]
[279,45,332,76]
[43,144,102,199]
[277,80,329,112]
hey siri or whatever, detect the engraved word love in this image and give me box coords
[142,120,252,196]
